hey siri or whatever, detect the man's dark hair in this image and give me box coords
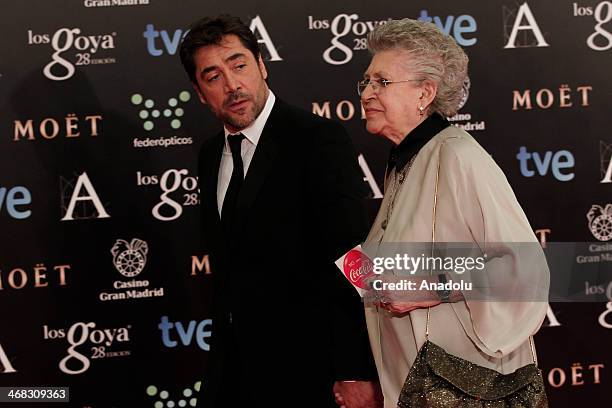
[179,15,261,83]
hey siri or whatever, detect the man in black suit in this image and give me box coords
[180,15,380,408]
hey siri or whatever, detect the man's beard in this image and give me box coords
[218,88,266,131]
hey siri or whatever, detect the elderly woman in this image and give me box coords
[358,19,549,407]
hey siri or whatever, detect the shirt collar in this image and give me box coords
[387,112,450,172]
[224,90,276,150]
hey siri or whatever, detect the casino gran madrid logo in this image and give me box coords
[111,238,148,278]
[129,91,194,149]
[588,204,612,241]
[43,321,131,375]
[84,0,150,8]
[447,77,486,132]
[27,28,117,81]
[98,238,164,302]
[146,381,202,407]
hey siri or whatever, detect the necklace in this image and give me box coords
[380,154,418,235]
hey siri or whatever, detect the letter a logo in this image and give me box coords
[503,2,550,48]
[0,343,17,374]
[250,16,283,61]
[544,305,561,327]
[601,141,612,183]
[61,172,111,221]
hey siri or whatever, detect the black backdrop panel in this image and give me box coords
[0,0,610,406]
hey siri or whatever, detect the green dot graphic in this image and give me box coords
[183,389,192,397]
[194,382,201,392]
[152,110,160,118]
[154,402,163,408]
[139,110,149,119]
[174,108,184,117]
[146,385,158,396]
[164,109,172,117]
[179,91,191,102]
[171,119,181,129]
[145,99,155,108]
[178,400,186,407]
[189,398,197,407]
[160,391,169,399]
[144,121,154,131]
[131,94,143,105]
[168,98,178,107]
[167,401,175,408]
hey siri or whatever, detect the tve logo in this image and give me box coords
[143,24,186,56]
[417,10,477,46]
[517,146,575,181]
[144,16,282,60]
[0,186,32,219]
[158,316,212,351]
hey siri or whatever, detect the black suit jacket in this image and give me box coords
[197,98,377,407]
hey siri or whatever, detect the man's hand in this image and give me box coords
[333,380,383,408]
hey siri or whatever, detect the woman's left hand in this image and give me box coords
[366,274,442,314]
[379,299,441,314]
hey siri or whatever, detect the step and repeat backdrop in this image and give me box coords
[0,0,610,406]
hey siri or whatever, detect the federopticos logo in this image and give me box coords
[146,381,202,408]
[27,28,117,81]
[129,91,193,149]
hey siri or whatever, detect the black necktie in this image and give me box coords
[221,133,245,231]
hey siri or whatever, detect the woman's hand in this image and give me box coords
[378,298,441,314]
[366,273,442,314]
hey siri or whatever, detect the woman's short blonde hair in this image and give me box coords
[367,18,469,117]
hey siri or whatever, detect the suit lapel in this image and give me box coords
[233,102,284,231]
[202,132,225,229]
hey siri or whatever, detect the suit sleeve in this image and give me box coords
[306,119,378,380]
[440,138,550,358]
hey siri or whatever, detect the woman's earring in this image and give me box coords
[418,94,425,116]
